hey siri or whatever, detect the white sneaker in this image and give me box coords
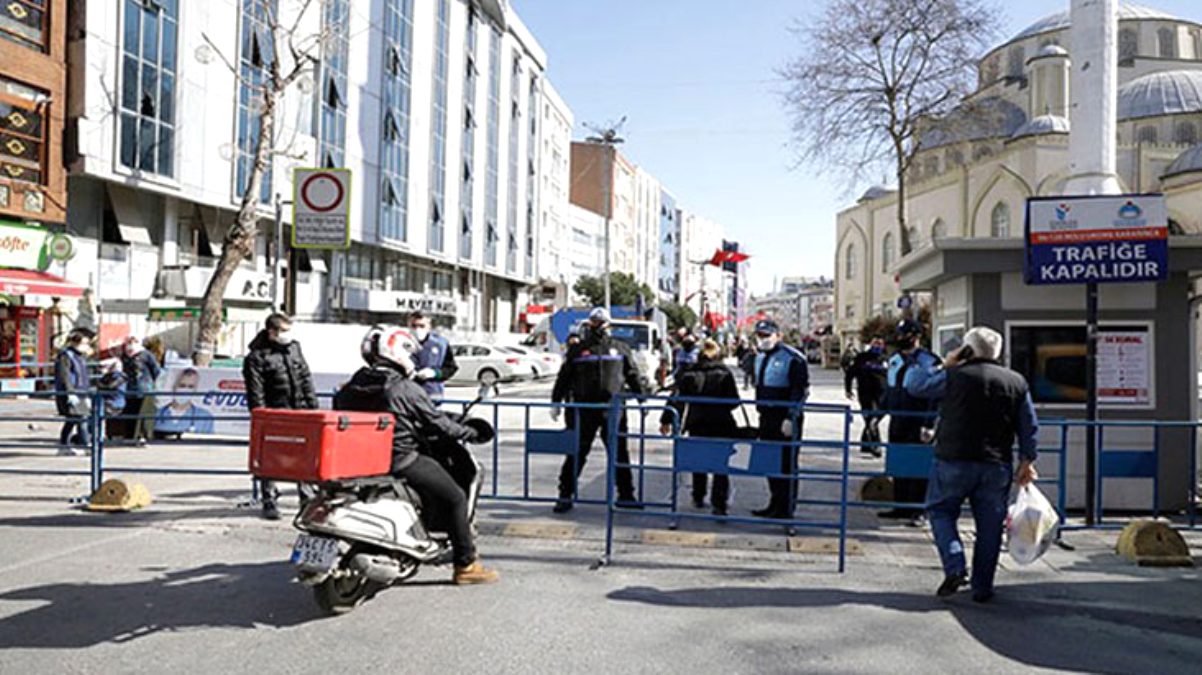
[57,446,83,457]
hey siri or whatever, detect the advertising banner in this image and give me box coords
[1024,195,1168,285]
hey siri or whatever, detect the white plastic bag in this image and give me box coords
[1006,484,1059,565]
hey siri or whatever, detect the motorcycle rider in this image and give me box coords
[333,325,499,585]
[845,336,888,457]
[550,307,650,514]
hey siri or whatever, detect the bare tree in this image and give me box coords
[782,0,999,255]
[192,0,324,365]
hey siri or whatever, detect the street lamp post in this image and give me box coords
[584,118,626,312]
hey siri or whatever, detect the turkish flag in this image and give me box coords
[708,249,751,266]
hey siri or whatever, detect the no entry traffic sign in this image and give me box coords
[1024,194,1168,285]
[293,168,351,249]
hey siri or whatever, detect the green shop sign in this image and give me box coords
[0,221,72,271]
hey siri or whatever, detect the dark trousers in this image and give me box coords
[760,411,801,517]
[259,479,315,506]
[397,455,476,567]
[858,391,882,444]
[927,459,1012,594]
[59,417,92,447]
[557,408,635,500]
[888,423,929,515]
[692,472,729,508]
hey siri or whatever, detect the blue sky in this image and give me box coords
[513,0,1202,294]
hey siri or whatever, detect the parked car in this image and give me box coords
[448,343,535,385]
[499,345,562,380]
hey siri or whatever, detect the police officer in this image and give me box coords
[750,319,810,519]
[549,307,650,514]
[671,330,700,384]
[845,336,888,457]
[881,319,940,525]
[409,311,459,399]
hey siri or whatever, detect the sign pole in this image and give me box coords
[1085,281,1098,526]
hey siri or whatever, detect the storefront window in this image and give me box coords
[0,0,48,53]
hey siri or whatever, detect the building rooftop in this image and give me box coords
[1010,114,1071,140]
[1164,142,1202,178]
[1117,70,1202,121]
[1012,3,1186,42]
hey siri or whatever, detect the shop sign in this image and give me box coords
[366,290,459,316]
[1025,195,1168,285]
[0,220,54,271]
[148,307,228,321]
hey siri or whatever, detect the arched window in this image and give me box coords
[1138,126,1158,144]
[982,57,1000,84]
[932,218,947,239]
[844,243,857,279]
[1119,28,1139,64]
[1194,30,1202,61]
[945,149,964,168]
[908,226,922,249]
[973,144,995,162]
[924,156,939,176]
[1175,121,1198,145]
[1007,46,1026,79]
[1159,27,1178,59]
[991,202,1010,238]
[882,232,896,271]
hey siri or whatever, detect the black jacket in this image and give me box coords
[935,360,1033,465]
[661,359,739,438]
[123,350,162,395]
[844,349,886,402]
[242,331,318,411]
[333,365,478,472]
[552,333,649,405]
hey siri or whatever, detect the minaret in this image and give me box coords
[1064,0,1123,195]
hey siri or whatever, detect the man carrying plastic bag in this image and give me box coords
[1007,484,1059,565]
[906,326,1039,603]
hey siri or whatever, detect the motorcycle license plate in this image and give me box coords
[290,534,340,571]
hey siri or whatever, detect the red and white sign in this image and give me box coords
[292,168,351,250]
[1097,331,1150,406]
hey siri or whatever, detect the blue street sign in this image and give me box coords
[1024,195,1168,286]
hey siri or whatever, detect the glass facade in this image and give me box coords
[524,74,538,277]
[459,3,479,260]
[120,0,178,177]
[379,0,414,242]
[318,0,349,168]
[484,28,501,267]
[505,49,521,273]
[234,0,274,203]
[428,0,450,253]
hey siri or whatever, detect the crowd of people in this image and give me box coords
[44,307,1040,600]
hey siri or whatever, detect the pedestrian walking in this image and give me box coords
[749,319,809,519]
[660,339,740,515]
[409,311,459,398]
[549,307,650,514]
[121,336,162,444]
[670,330,700,384]
[243,313,319,520]
[905,326,1039,603]
[845,336,887,457]
[879,319,940,525]
[53,330,94,456]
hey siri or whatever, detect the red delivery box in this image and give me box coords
[249,409,394,482]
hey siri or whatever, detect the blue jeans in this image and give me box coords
[926,458,1012,594]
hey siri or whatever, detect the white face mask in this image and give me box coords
[271,332,293,346]
[756,335,778,352]
[412,327,431,342]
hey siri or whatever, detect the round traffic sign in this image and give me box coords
[300,172,345,213]
[897,295,913,310]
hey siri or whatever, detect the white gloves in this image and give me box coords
[781,418,795,438]
[415,368,437,381]
[550,407,562,423]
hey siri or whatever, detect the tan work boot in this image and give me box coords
[453,559,500,585]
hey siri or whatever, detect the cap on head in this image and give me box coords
[588,307,611,324]
[754,319,780,336]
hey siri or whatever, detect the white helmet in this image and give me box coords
[360,325,420,374]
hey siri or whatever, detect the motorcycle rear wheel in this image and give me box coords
[313,571,383,615]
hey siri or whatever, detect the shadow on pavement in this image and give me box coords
[0,562,323,647]
[0,506,255,529]
[606,581,1202,674]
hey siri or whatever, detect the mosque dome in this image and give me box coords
[1164,143,1202,178]
[1032,44,1069,60]
[1012,3,1187,42]
[1117,70,1202,121]
[858,186,895,203]
[920,97,1028,150]
[1010,114,1070,140]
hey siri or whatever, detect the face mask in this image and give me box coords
[412,327,430,342]
[271,332,293,346]
[756,335,778,351]
[869,346,883,355]
[682,340,696,351]
[77,343,94,357]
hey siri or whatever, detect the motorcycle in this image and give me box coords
[289,375,498,615]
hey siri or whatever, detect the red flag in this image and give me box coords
[708,249,750,266]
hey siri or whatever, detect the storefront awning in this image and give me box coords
[0,269,85,297]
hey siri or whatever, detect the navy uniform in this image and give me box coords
[550,308,649,513]
[751,319,810,519]
[413,332,458,398]
[882,320,940,520]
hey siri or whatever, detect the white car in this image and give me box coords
[499,345,562,380]
[449,343,534,385]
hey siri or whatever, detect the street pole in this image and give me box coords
[1085,282,1099,525]
[271,193,283,312]
[603,144,613,312]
